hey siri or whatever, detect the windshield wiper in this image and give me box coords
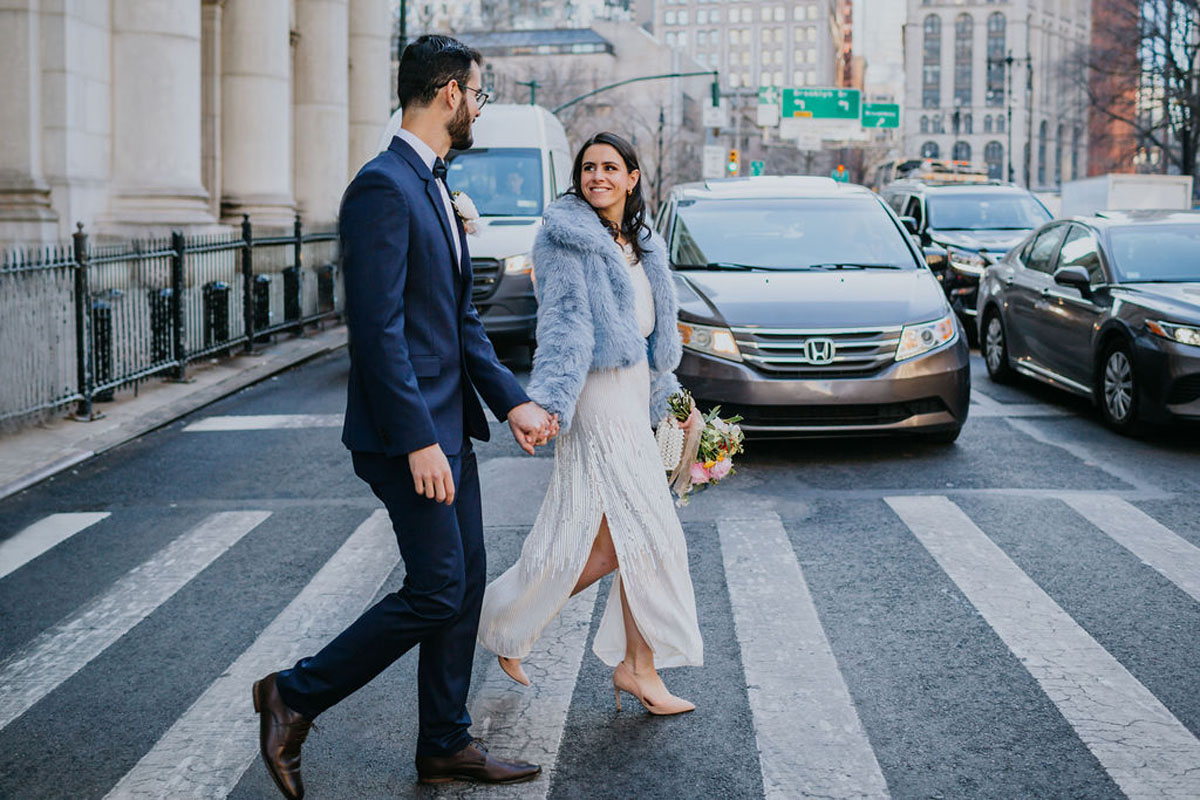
[808,262,904,270]
[675,261,772,271]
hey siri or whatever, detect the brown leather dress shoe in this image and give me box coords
[415,739,541,785]
[253,672,313,800]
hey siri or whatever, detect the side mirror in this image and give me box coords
[1054,265,1092,294]
[899,216,919,235]
[923,245,948,272]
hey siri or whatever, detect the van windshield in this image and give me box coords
[445,148,543,217]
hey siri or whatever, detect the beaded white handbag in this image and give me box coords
[656,417,686,471]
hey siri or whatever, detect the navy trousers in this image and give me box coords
[275,446,484,757]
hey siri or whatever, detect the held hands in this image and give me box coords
[508,401,559,455]
[408,443,455,505]
[679,403,704,434]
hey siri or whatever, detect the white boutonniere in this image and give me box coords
[451,191,480,235]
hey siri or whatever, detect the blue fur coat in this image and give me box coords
[525,193,682,433]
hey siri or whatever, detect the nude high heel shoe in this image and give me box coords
[612,661,695,716]
[498,656,531,687]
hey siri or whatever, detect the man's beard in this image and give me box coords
[448,97,473,150]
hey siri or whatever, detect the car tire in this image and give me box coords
[922,426,963,444]
[982,310,1016,384]
[1097,339,1143,435]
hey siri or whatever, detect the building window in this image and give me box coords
[997,114,1005,133]
[954,13,973,108]
[953,141,971,162]
[920,116,929,133]
[1055,123,1064,186]
[922,141,941,159]
[1037,120,1047,185]
[986,13,1006,107]
[984,115,993,133]
[985,141,1004,180]
[665,10,675,24]
[923,15,942,109]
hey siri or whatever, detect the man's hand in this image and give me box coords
[508,402,558,455]
[408,443,455,505]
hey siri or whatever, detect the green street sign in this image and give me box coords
[862,103,900,128]
[750,160,765,176]
[757,86,782,106]
[782,88,860,120]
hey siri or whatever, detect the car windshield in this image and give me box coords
[445,147,543,217]
[1107,224,1200,282]
[927,193,1050,230]
[670,197,918,270]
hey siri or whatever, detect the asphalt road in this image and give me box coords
[1,345,1198,800]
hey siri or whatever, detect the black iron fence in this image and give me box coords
[0,215,341,425]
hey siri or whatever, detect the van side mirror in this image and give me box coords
[1054,265,1092,295]
[899,216,919,235]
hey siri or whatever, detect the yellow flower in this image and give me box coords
[703,460,716,469]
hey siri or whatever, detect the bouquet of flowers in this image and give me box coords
[660,389,745,505]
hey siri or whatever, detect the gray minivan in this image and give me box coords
[658,177,971,442]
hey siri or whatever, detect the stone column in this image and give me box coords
[104,0,214,233]
[220,0,294,228]
[294,0,349,226]
[348,0,392,173]
[201,0,225,221]
[0,0,57,246]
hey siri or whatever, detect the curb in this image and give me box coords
[0,328,348,502]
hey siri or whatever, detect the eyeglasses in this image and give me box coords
[441,80,490,109]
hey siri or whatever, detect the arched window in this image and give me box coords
[1037,120,1048,185]
[1072,125,1082,181]
[923,15,941,109]
[986,13,1006,107]
[997,114,1005,133]
[953,141,971,162]
[964,113,973,134]
[920,115,929,133]
[985,141,1004,180]
[921,141,940,159]
[954,14,973,107]
[1055,124,1064,186]
[984,115,993,133]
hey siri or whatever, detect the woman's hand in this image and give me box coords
[679,405,704,434]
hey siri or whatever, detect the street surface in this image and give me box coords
[2,347,1199,799]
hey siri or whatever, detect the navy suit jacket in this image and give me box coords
[340,136,530,459]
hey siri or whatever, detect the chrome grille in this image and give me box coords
[471,258,501,302]
[731,325,902,377]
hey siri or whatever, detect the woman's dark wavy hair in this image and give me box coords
[568,132,649,264]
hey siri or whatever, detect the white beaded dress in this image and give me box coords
[477,241,704,669]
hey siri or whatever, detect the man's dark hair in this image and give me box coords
[396,35,482,110]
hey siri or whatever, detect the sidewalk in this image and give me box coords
[0,325,348,501]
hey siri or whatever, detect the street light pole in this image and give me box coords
[516,79,540,105]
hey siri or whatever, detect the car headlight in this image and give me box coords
[678,320,742,362]
[895,313,958,361]
[503,254,532,275]
[946,246,988,276]
[1146,319,1200,347]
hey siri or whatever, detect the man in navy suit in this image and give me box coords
[252,36,556,797]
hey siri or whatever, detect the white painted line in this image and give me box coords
[183,414,342,432]
[887,496,1200,800]
[969,404,1071,418]
[718,514,889,800]
[441,585,599,799]
[0,512,111,580]
[104,510,398,800]
[1061,494,1200,605]
[0,511,270,731]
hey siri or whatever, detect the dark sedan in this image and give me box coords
[658,177,971,442]
[977,210,1200,432]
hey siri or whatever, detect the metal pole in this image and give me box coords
[655,105,664,211]
[1006,53,1015,182]
[170,229,188,381]
[293,213,304,334]
[72,223,94,420]
[242,214,255,352]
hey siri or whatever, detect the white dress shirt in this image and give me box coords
[395,128,462,267]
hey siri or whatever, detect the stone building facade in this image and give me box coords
[902,0,1090,190]
[0,0,393,248]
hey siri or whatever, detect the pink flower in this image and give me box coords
[710,458,733,480]
[690,462,711,484]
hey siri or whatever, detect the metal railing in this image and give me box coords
[0,215,341,426]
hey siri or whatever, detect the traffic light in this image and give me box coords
[727,149,740,175]
[711,79,720,108]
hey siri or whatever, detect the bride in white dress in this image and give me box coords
[477,132,704,714]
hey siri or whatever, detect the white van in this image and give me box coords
[378,104,572,344]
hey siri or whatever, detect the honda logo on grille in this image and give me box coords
[804,337,836,365]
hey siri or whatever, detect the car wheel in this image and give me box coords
[982,311,1015,384]
[1097,340,1142,434]
[922,426,963,444]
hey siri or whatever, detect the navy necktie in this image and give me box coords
[432,158,448,183]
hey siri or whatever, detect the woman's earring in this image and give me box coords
[627,187,633,196]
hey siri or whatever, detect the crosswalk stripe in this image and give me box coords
[718,514,889,800]
[0,511,270,732]
[1060,494,1200,605]
[183,414,342,432]
[0,512,110,580]
[887,496,1200,800]
[104,509,398,799]
[442,585,600,799]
